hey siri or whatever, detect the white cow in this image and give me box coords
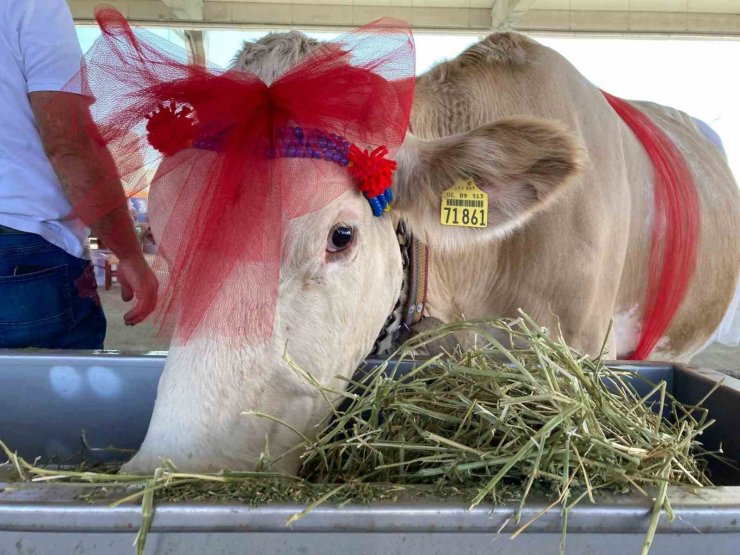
[123,31,740,474]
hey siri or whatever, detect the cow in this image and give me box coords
[122,30,740,474]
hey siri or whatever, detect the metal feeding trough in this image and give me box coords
[1,352,739,555]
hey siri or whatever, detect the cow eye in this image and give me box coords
[327,225,354,253]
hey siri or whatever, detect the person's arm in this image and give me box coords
[17,0,156,325]
[29,91,158,325]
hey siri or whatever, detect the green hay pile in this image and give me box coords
[0,313,720,555]
[304,315,714,498]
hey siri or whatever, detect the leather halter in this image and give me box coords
[371,220,429,356]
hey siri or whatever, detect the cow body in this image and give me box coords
[404,33,740,360]
[123,31,740,474]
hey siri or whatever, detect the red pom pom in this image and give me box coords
[145,102,196,156]
[348,144,397,198]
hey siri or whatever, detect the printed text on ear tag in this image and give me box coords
[440,178,488,228]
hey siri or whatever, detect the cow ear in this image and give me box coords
[393,118,583,247]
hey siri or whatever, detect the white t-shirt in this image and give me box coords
[0,0,87,258]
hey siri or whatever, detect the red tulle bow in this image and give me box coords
[66,6,416,344]
[348,145,397,198]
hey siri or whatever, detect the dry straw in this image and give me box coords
[0,312,721,555]
[299,313,719,553]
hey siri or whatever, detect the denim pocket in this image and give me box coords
[0,264,74,348]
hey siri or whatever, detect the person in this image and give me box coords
[0,0,158,349]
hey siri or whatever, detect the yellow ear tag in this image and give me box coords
[440,178,488,228]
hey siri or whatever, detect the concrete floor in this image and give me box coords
[99,284,739,376]
[689,343,739,378]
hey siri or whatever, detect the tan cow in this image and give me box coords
[123,31,740,474]
[402,33,740,360]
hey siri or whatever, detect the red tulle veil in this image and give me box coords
[67,6,416,344]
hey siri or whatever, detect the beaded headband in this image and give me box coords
[146,104,397,217]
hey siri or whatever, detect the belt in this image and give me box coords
[0,225,27,235]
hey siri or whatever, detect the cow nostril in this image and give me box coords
[327,225,354,253]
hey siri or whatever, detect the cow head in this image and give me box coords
[123,32,581,475]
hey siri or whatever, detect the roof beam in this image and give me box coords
[184,30,206,65]
[491,0,538,29]
[161,0,204,21]
[68,3,740,37]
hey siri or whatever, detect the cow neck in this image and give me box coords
[371,220,430,356]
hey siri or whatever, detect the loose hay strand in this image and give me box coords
[134,467,161,555]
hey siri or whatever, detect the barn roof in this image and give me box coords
[67,1,740,37]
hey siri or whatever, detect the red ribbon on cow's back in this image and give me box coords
[66,6,415,345]
[602,91,701,360]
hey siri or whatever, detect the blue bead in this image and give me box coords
[318,137,327,148]
[332,152,342,163]
[323,151,332,161]
[340,157,349,166]
[293,127,303,139]
[287,146,296,157]
[377,194,388,210]
[384,188,393,203]
[368,197,383,217]
[312,150,321,159]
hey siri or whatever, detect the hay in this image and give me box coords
[296,314,719,554]
[302,314,715,500]
[0,312,721,555]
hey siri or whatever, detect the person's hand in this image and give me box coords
[117,254,158,325]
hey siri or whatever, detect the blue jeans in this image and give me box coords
[0,226,106,349]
